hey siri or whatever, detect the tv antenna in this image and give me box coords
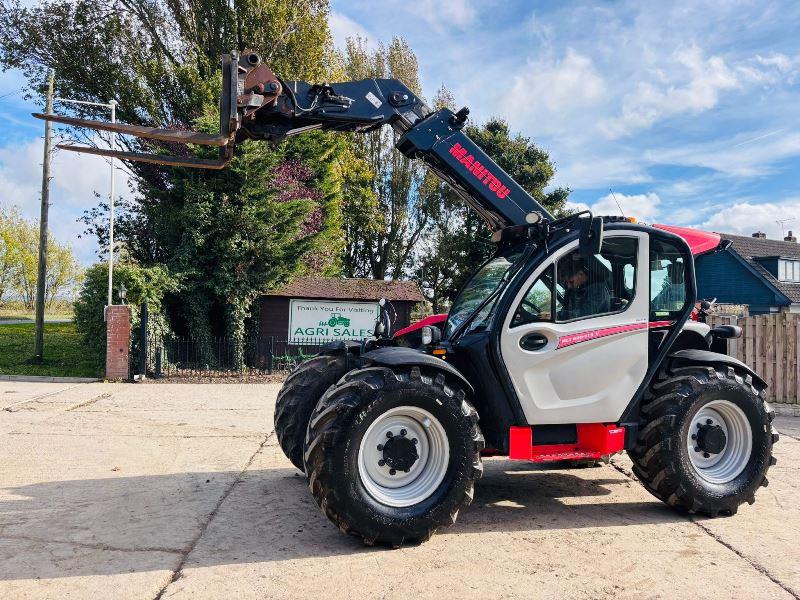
[776,218,795,237]
[609,189,626,218]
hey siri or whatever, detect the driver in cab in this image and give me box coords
[558,257,610,321]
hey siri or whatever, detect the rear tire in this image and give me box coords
[304,366,484,547]
[274,354,352,471]
[629,365,777,516]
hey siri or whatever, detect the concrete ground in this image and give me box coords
[0,381,798,600]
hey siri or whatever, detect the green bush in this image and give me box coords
[73,262,179,373]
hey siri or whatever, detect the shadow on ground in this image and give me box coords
[0,458,685,580]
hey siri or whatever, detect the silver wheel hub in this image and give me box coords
[358,406,449,507]
[687,400,752,484]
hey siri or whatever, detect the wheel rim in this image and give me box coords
[687,400,752,484]
[357,406,450,508]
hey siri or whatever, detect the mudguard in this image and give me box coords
[318,339,362,355]
[361,346,474,394]
[669,349,767,389]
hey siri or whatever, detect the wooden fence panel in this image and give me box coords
[709,313,799,404]
[778,315,784,402]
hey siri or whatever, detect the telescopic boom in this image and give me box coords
[34,51,554,229]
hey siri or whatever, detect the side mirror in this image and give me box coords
[579,216,604,257]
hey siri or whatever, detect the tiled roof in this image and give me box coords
[721,232,800,260]
[264,277,424,302]
[719,232,800,302]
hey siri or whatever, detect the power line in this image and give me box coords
[0,89,22,101]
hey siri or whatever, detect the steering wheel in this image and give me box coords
[514,298,542,325]
[521,298,543,315]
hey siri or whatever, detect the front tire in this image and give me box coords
[274,354,352,471]
[304,366,484,547]
[629,365,778,516]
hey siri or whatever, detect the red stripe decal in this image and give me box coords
[557,323,647,349]
[648,320,674,328]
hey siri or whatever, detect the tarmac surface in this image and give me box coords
[0,381,798,599]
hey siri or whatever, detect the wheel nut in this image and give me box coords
[389,469,396,476]
[378,459,385,467]
[706,419,713,425]
[400,428,407,436]
[694,446,701,452]
[691,434,697,440]
[412,438,418,444]
[377,444,383,451]
[703,452,710,458]
[386,431,393,438]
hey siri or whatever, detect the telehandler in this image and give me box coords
[37,52,778,547]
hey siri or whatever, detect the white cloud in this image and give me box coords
[501,49,606,137]
[0,137,135,265]
[567,192,661,222]
[602,46,740,139]
[405,0,476,31]
[649,130,800,178]
[551,153,650,190]
[700,200,800,239]
[328,11,372,49]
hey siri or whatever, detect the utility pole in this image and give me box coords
[33,69,54,363]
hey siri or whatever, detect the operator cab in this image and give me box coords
[442,220,695,450]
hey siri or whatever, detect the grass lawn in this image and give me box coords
[0,308,73,321]
[0,322,102,378]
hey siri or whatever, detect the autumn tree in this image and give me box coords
[0,206,82,308]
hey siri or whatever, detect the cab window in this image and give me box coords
[650,238,689,320]
[511,237,639,327]
[511,266,554,326]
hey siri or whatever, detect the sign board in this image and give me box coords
[288,299,379,342]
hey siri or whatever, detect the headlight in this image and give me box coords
[421,326,433,346]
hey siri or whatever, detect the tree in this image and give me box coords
[339,37,431,280]
[11,216,39,309]
[0,207,83,308]
[45,241,83,306]
[0,205,23,304]
[1,0,345,364]
[74,261,178,371]
[167,134,340,367]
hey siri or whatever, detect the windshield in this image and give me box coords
[445,248,525,338]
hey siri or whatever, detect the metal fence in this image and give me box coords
[710,313,800,404]
[139,337,343,378]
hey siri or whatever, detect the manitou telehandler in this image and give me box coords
[37,51,778,547]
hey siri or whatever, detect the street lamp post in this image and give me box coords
[53,97,118,309]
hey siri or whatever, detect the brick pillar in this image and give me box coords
[106,305,131,381]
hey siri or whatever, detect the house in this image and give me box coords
[258,277,424,341]
[695,230,800,314]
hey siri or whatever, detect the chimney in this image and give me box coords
[752,231,767,239]
[785,230,797,243]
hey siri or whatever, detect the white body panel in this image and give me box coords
[500,232,650,424]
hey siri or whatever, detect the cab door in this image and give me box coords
[499,232,649,424]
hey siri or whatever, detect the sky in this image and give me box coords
[1,0,799,265]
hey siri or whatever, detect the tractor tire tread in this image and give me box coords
[629,364,776,517]
[304,365,483,547]
[274,353,351,471]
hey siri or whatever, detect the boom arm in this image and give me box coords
[34,51,553,229]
